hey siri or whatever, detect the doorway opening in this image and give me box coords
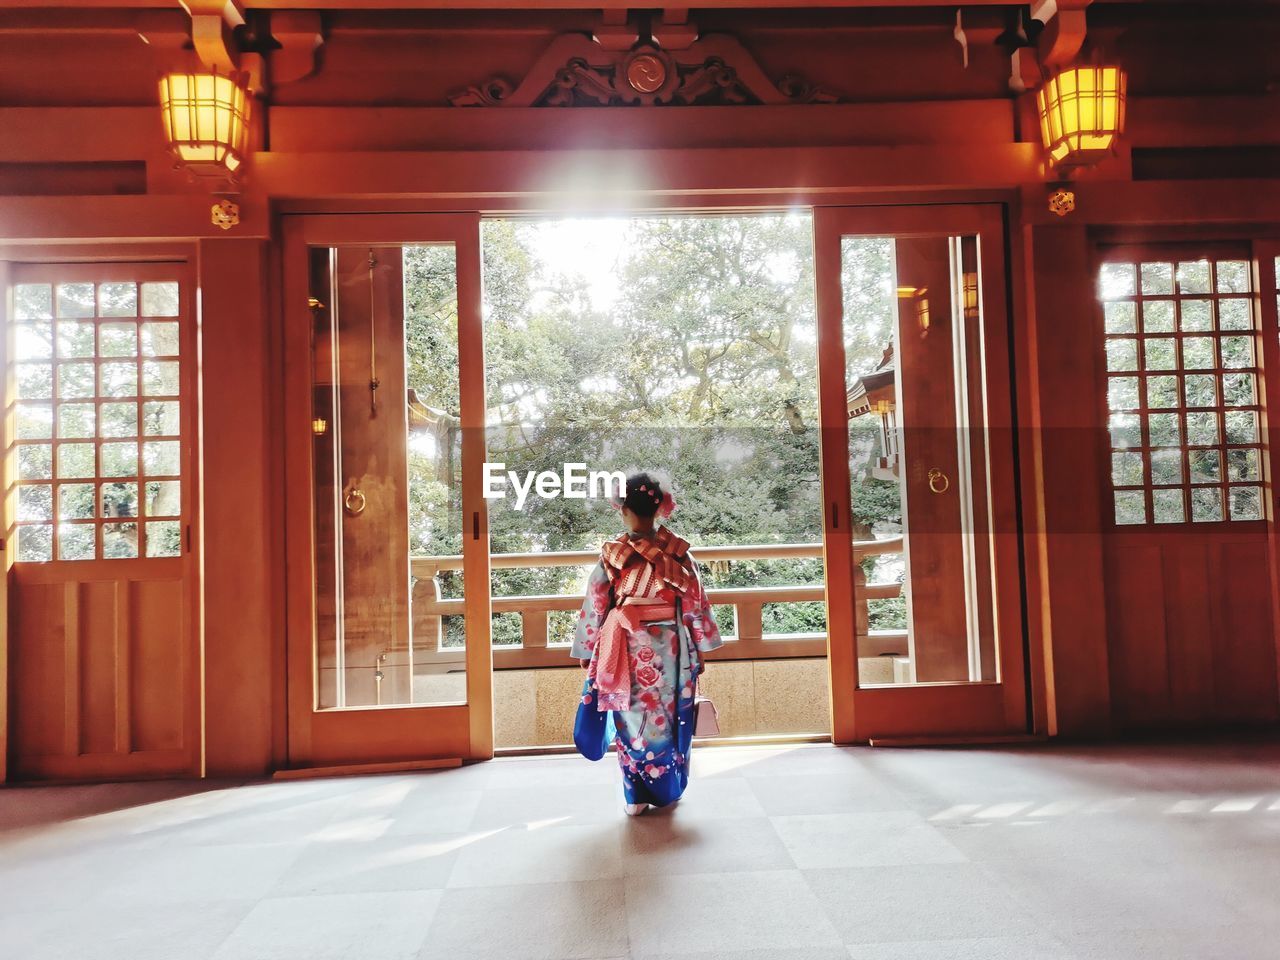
[475,212,851,748]
[290,205,1027,767]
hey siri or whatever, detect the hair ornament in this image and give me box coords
[658,491,677,518]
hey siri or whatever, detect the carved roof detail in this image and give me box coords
[450,32,840,107]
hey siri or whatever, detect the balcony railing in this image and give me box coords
[409,539,905,671]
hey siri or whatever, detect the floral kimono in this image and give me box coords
[571,526,722,807]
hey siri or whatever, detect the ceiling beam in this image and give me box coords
[0,0,1027,9]
[180,0,244,70]
[1032,0,1092,67]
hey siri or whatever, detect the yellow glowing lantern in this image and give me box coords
[158,71,251,179]
[1037,65,1127,169]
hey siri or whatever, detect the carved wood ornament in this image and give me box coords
[450,16,839,108]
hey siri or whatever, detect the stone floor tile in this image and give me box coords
[421,881,627,960]
[805,863,1041,944]
[212,891,440,960]
[626,869,842,955]
[447,821,623,887]
[620,813,794,876]
[772,811,968,869]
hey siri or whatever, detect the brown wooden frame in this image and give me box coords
[815,203,1028,742]
[281,213,494,769]
[1253,242,1280,725]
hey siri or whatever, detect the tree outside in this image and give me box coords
[401,215,906,647]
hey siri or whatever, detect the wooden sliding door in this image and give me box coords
[3,261,200,780]
[815,205,1028,742]
[282,214,493,769]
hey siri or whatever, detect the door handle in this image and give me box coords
[927,468,950,495]
[343,486,367,516]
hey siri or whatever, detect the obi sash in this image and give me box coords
[594,600,677,712]
[593,527,697,712]
[599,526,695,599]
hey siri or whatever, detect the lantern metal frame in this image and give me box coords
[158,70,252,181]
[1036,65,1127,170]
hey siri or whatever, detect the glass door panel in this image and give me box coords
[310,244,466,709]
[840,234,998,686]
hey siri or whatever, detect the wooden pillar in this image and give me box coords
[200,238,278,776]
[1258,246,1280,722]
[1021,223,1113,737]
[0,258,11,783]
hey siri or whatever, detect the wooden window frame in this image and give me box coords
[7,263,192,564]
[1097,244,1267,529]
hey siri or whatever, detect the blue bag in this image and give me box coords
[573,676,613,761]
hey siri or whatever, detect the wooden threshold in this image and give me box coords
[272,757,463,780]
[495,732,830,758]
[868,734,1047,748]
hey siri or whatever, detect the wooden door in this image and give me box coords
[283,214,493,770]
[1097,244,1280,728]
[815,205,1027,742]
[3,261,200,780]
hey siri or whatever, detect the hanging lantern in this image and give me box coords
[158,71,252,180]
[1037,65,1127,169]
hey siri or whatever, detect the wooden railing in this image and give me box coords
[409,539,906,671]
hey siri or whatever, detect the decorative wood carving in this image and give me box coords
[450,32,839,107]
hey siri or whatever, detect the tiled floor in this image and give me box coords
[2,740,1279,959]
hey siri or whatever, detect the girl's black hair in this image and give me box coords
[622,471,665,519]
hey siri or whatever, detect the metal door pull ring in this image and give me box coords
[344,487,367,516]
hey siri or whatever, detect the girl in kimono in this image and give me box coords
[571,472,723,816]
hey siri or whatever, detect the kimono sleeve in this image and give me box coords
[570,562,614,660]
[684,560,724,654]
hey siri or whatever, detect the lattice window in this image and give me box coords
[1100,255,1263,525]
[11,276,185,561]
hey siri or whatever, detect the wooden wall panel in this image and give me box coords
[10,571,192,779]
[1106,543,1169,729]
[80,581,119,755]
[132,578,187,753]
[1213,539,1280,723]
[1163,542,1214,723]
[1104,533,1279,731]
[9,581,66,761]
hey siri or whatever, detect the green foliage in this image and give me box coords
[402,215,904,640]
